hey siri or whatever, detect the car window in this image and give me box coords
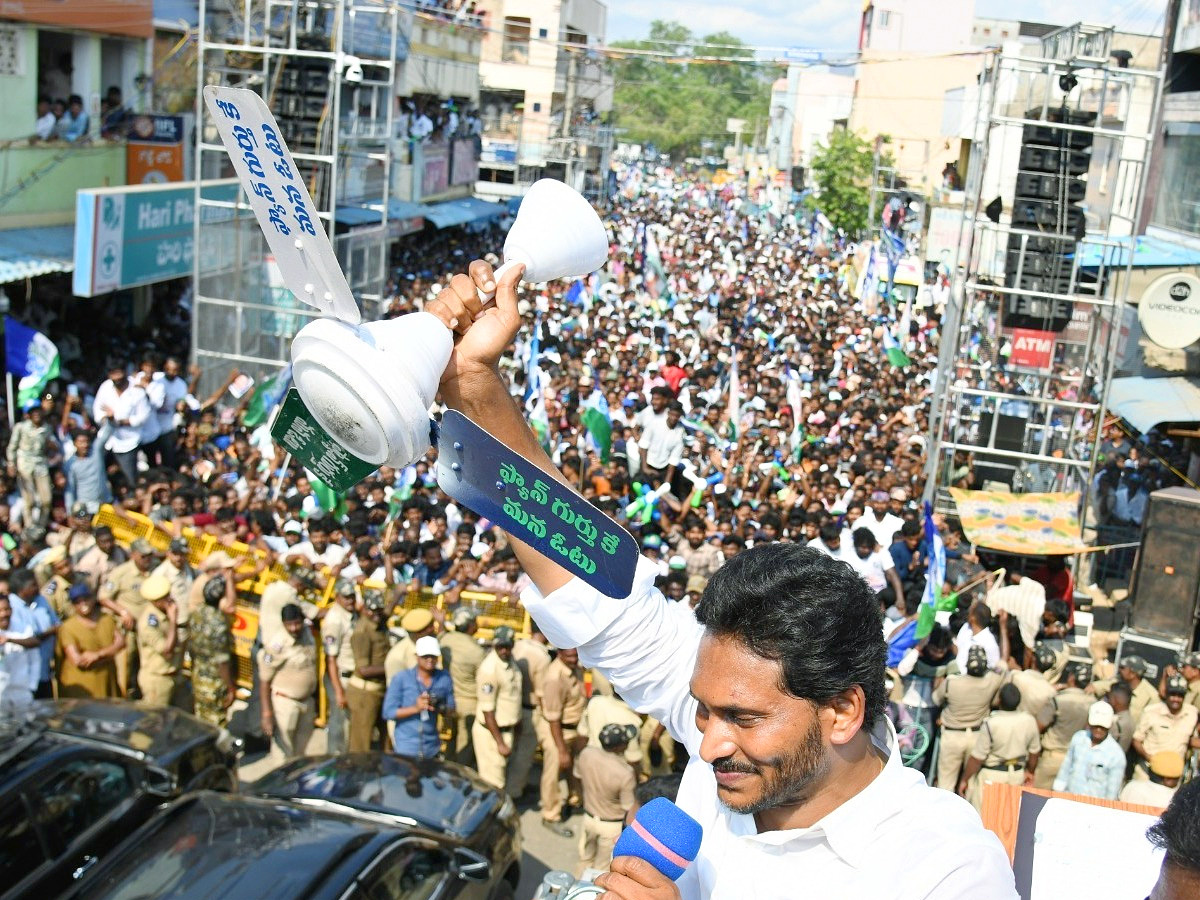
[31,758,134,852]
[0,797,46,885]
[352,842,451,900]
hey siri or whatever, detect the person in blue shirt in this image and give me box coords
[888,520,928,589]
[383,634,455,758]
[9,568,59,698]
[410,540,451,590]
[1052,700,1127,800]
[56,94,90,143]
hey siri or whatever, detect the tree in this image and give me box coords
[609,21,774,160]
[807,130,892,237]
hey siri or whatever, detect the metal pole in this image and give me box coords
[1137,0,1181,232]
[6,373,14,428]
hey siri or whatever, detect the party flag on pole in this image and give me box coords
[4,317,60,408]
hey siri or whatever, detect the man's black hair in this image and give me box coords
[998,683,1021,711]
[852,526,876,549]
[1148,779,1200,872]
[634,773,683,808]
[696,543,887,728]
[900,520,921,538]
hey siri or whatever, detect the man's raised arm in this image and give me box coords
[431,261,575,597]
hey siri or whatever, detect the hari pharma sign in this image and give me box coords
[73,180,239,297]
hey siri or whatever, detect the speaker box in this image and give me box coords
[976,412,1026,453]
[1115,629,1190,682]
[1130,487,1200,644]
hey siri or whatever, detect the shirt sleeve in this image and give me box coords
[1052,737,1074,791]
[521,556,704,752]
[970,722,994,761]
[476,660,499,713]
[437,671,455,713]
[383,671,409,720]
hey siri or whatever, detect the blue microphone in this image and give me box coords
[612,798,703,881]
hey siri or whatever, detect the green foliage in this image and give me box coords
[609,21,774,160]
[807,130,891,237]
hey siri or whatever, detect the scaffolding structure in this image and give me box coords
[924,25,1163,530]
[193,0,402,391]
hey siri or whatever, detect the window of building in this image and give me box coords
[502,16,531,64]
[1151,127,1200,237]
[538,27,548,38]
[877,10,892,28]
[564,29,586,45]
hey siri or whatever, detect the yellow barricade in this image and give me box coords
[93,505,532,697]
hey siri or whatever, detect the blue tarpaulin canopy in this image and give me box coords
[420,197,506,229]
[0,226,75,284]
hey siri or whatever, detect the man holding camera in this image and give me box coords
[383,634,454,758]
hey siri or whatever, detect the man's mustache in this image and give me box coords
[712,757,758,775]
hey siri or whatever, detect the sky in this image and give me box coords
[602,0,1168,51]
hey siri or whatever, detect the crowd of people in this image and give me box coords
[0,164,1196,880]
[28,86,132,144]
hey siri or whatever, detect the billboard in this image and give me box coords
[0,0,152,38]
[450,138,479,187]
[420,142,450,199]
[73,180,239,297]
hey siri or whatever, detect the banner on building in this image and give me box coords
[450,138,479,186]
[419,143,450,199]
[126,114,185,183]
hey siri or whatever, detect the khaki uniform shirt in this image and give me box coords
[152,559,195,627]
[75,545,126,594]
[259,629,318,700]
[574,745,636,821]
[476,650,523,728]
[440,629,486,715]
[1038,687,1092,752]
[1007,668,1056,719]
[321,605,357,676]
[1133,702,1199,758]
[136,605,178,676]
[385,635,418,685]
[41,576,73,622]
[512,638,551,709]
[580,693,644,765]
[47,529,97,563]
[1130,678,1158,726]
[259,581,319,646]
[100,559,151,622]
[349,618,389,684]
[542,658,587,726]
[1111,709,1136,752]
[7,419,51,472]
[1185,677,1200,714]
[933,671,1004,729]
[971,709,1041,766]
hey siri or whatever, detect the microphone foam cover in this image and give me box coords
[612,797,703,881]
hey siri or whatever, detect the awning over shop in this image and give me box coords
[1077,233,1200,269]
[0,226,75,284]
[387,199,426,221]
[334,204,383,227]
[1108,376,1200,434]
[420,197,507,229]
[949,489,1087,555]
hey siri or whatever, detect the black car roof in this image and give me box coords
[252,753,501,838]
[76,792,398,900]
[7,699,221,762]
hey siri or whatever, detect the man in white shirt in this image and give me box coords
[34,96,56,141]
[955,602,1002,673]
[92,364,151,489]
[151,356,191,467]
[844,527,904,609]
[860,490,905,551]
[433,265,1016,900]
[285,517,348,570]
[0,594,40,714]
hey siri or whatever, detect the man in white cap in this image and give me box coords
[1052,700,1127,799]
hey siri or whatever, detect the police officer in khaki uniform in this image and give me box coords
[1120,655,1159,726]
[1034,662,1093,788]
[440,607,487,766]
[1132,676,1199,780]
[135,574,180,706]
[539,647,587,836]
[574,723,638,876]
[321,579,358,754]
[579,677,644,770]
[259,603,318,762]
[98,538,156,697]
[472,625,524,793]
[47,503,98,562]
[510,624,551,797]
[39,545,75,622]
[956,684,1040,810]
[75,525,126,594]
[259,568,321,647]
[346,592,389,752]
[933,645,1004,791]
[153,538,195,640]
[1179,652,1200,713]
[1007,644,1057,718]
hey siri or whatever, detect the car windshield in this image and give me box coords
[253,756,496,837]
[83,796,377,899]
